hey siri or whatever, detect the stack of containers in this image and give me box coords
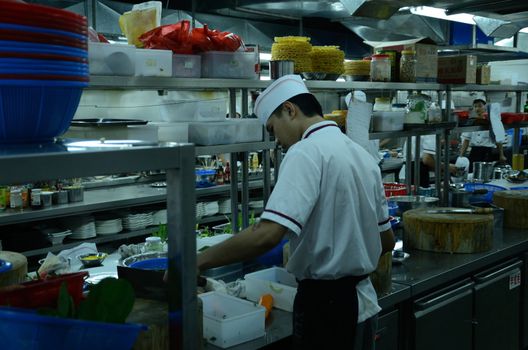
[0,1,88,143]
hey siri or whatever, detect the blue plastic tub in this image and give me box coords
[0,67,88,76]
[0,80,85,143]
[0,57,88,68]
[464,183,507,203]
[0,259,12,274]
[256,239,288,266]
[0,307,145,350]
[130,257,168,270]
[511,187,528,191]
[0,40,87,58]
[0,22,87,41]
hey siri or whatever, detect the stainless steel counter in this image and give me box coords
[392,228,528,296]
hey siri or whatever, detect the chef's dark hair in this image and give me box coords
[272,93,323,118]
[473,98,486,105]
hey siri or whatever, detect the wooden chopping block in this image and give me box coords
[403,208,493,253]
[0,251,28,288]
[493,190,528,229]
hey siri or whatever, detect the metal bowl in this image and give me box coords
[78,252,107,268]
[122,252,167,270]
[388,195,439,216]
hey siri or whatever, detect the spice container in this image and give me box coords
[0,187,8,210]
[373,97,392,112]
[21,188,29,209]
[41,191,53,208]
[9,188,22,210]
[370,54,391,82]
[30,189,42,209]
[52,190,69,205]
[376,49,398,81]
[65,186,84,203]
[399,50,416,83]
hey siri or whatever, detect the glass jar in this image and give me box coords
[399,50,416,83]
[30,188,42,209]
[144,236,163,253]
[373,97,392,112]
[376,49,398,81]
[370,54,391,82]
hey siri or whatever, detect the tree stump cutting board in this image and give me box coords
[0,251,27,288]
[403,208,493,253]
[493,190,528,229]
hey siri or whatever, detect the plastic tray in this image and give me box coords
[188,121,237,145]
[88,42,135,76]
[201,51,257,79]
[0,307,144,350]
[199,291,265,348]
[463,183,507,203]
[172,54,201,78]
[244,266,298,312]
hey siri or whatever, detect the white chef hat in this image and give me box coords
[254,74,310,125]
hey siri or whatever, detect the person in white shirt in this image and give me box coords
[197,75,395,349]
[459,99,507,171]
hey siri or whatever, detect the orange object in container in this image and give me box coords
[259,294,273,319]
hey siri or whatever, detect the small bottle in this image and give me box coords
[224,162,231,184]
[30,188,42,209]
[251,153,259,172]
[144,236,163,253]
[20,187,29,209]
[216,163,224,185]
[370,54,391,82]
[9,188,22,210]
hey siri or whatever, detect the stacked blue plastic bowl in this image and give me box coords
[0,0,88,143]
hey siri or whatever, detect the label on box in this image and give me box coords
[509,270,521,290]
[184,61,194,69]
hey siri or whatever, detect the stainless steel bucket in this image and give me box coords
[473,162,495,182]
[269,60,294,79]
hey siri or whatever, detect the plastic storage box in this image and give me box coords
[160,98,227,122]
[0,307,144,350]
[372,111,404,132]
[199,291,265,348]
[201,51,257,79]
[244,267,298,312]
[188,121,237,145]
[135,48,172,77]
[172,54,201,78]
[233,119,263,143]
[88,42,135,76]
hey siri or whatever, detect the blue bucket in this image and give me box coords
[0,259,12,274]
[129,258,168,270]
[0,307,145,350]
[464,183,507,203]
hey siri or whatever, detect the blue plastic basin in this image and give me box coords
[129,258,168,270]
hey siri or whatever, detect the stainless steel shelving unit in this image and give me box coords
[0,141,198,350]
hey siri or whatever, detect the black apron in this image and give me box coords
[292,274,369,350]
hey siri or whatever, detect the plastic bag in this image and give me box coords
[119,1,161,47]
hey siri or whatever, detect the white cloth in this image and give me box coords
[253,74,309,125]
[260,120,390,322]
[398,135,436,180]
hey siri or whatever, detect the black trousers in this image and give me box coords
[292,275,368,350]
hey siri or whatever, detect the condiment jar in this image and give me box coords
[9,188,22,210]
[370,54,391,82]
[399,50,416,83]
[144,236,163,253]
[373,97,392,112]
[30,188,42,209]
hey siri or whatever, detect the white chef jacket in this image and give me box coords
[261,120,391,322]
[461,131,496,148]
[399,135,436,180]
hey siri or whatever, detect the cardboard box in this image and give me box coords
[438,55,477,84]
[477,65,491,85]
[365,37,437,82]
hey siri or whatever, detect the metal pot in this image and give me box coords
[269,60,294,79]
[473,162,495,182]
[389,195,439,216]
[450,188,488,207]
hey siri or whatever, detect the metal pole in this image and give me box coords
[166,144,197,350]
[229,88,237,119]
[414,135,421,194]
[435,132,442,201]
[443,129,450,205]
[230,153,239,233]
[405,136,412,194]
[191,0,196,29]
[513,91,523,155]
[242,152,250,228]
[241,89,249,117]
[274,146,283,181]
[263,129,272,206]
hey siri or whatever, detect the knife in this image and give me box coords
[426,208,495,214]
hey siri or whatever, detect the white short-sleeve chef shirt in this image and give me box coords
[261,120,391,321]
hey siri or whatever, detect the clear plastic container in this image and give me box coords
[370,54,391,82]
[144,236,163,253]
[399,50,416,83]
[373,97,392,112]
[405,93,431,124]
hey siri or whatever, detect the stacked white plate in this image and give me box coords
[152,209,167,225]
[95,217,123,235]
[196,202,206,219]
[122,212,154,231]
[40,227,72,245]
[218,199,231,214]
[62,215,96,239]
[204,201,219,217]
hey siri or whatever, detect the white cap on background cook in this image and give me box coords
[254,74,309,125]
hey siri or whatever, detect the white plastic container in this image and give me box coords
[233,119,263,142]
[244,267,298,312]
[372,111,405,132]
[201,51,257,79]
[135,48,172,77]
[188,121,237,145]
[160,98,227,122]
[172,54,201,78]
[152,122,189,142]
[199,291,265,348]
[88,42,136,76]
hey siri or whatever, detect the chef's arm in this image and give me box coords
[496,142,507,163]
[197,220,287,272]
[459,139,470,157]
[422,153,457,174]
[380,228,395,256]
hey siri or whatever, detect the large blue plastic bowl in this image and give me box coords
[0,22,87,41]
[0,40,87,58]
[0,307,145,350]
[0,58,88,69]
[464,183,507,204]
[0,67,88,76]
[0,79,85,143]
[129,258,168,270]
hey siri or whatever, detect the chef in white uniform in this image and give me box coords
[197,75,395,349]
